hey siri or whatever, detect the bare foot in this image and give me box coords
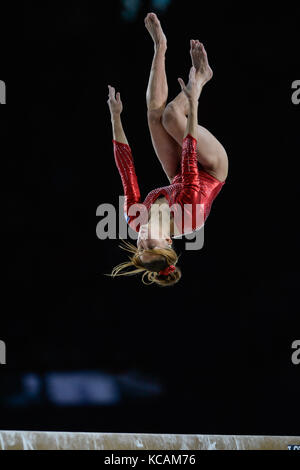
[144,12,167,50]
[190,40,213,90]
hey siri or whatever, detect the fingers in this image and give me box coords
[189,66,196,78]
[107,85,122,115]
[177,77,185,90]
[190,39,206,53]
[108,85,116,100]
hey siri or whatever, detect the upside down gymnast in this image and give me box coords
[107,12,229,287]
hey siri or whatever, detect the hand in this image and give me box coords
[177,66,198,104]
[107,85,123,116]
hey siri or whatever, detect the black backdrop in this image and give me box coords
[1,0,299,435]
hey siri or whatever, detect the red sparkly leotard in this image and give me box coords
[112,134,225,237]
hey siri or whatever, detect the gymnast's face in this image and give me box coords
[137,224,172,263]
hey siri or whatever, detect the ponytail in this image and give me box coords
[108,240,182,287]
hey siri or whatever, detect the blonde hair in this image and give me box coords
[108,240,182,287]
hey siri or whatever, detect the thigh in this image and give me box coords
[196,125,229,182]
[147,109,182,183]
[162,107,228,182]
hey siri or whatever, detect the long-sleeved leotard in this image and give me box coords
[112,134,225,237]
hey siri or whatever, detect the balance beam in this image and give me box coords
[0,430,300,450]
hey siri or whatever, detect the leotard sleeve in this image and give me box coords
[112,140,142,228]
[179,134,201,203]
[174,134,202,232]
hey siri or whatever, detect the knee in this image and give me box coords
[218,144,228,162]
[162,102,180,129]
[147,108,163,124]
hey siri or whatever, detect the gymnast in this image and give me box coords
[107,12,228,286]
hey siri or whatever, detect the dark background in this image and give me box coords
[0,0,299,435]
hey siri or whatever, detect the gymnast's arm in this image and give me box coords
[107,85,141,217]
[177,68,200,196]
[178,66,199,140]
[107,85,128,144]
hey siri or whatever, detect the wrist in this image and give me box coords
[111,112,121,122]
[188,99,198,110]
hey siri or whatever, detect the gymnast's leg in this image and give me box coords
[162,40,228,182]
[145,12,182,183]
